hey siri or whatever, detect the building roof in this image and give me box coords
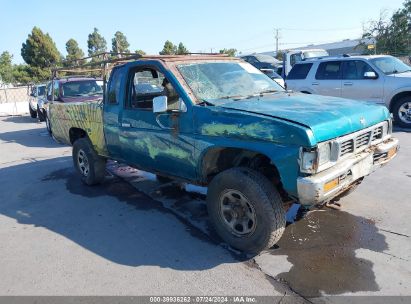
[259,38,376,57]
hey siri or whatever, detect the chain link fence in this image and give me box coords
[0,86,31,116]
[0,86,30,104]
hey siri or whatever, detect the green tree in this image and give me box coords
[159,40,177,55]
[87,28,107,57]
[0,51,14,84]
[176,42,189,55]
[219,48,237,57]
[21,27,61,68]
[362,1,411,55]
[111,31,130,54]
[275,52,284,61]
[12,64,32,85]
[135,49,146,56]
[65,38,85,64]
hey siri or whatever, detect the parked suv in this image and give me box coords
[285,55,411,128]
[28,84,46,119]
[41,77,103,132]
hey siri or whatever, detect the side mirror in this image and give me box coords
[364,71,378,79]
[153,96,168,113]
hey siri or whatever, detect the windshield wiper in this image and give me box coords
[258,89,278,95]
[244,89,279,99]
[198,99,215,106]
[396,69,411,74]
[219,95,248,100]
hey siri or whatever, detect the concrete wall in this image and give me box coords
[0,87,30,116]
[0,87,29,104]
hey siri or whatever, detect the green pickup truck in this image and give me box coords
[48,54,399,253]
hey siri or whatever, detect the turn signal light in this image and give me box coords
[323,178,339,193]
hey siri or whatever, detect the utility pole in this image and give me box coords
[275,28,280,55]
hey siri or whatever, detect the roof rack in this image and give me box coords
[52,52,228,74]
[50,52,229,99]
[302,54,352,62]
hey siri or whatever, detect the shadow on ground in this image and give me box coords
[0,128,61,148]
[0,155,389,295]
[3,115,39,124]
[0,157,244,272]
[393,126,411,133]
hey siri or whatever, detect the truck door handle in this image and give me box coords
[312,82,319,86]
[155,114,174,130]
[344,82,353,86]
[120,122,132,128]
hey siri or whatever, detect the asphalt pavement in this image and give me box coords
[0,115,410,303]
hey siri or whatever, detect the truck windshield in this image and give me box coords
[370,56,411,75]
[37,86,46,96]
[177,62,284,102]
[62,80,103,97]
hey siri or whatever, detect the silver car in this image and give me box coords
[28,84,46,120]
[285,55,411,128]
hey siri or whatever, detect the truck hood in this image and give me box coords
[388,71,411,78]
[216,93,390,143]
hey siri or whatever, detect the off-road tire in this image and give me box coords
[29,105,37,118]
[207,167,286,253]
[37,105,46,122]
[392,96,411,128]
[45,115,52,134]
[72,138,106,185]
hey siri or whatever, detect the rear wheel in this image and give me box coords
[37,105,45,122]
[29,105,37,118]
[72,138,106,185]
[45,115,52,134]
[393,97,411,128]
[207,167,286,253]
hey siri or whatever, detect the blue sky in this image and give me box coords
[0,0,405,63]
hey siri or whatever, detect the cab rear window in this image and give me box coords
[287,63,313,80]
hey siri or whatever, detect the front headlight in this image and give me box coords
[300,148,317,173]
[300,142,333,173]
[318,142,331,166]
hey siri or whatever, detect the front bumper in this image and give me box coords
[297,137,399,205]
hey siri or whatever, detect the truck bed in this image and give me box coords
[49,100,108,156]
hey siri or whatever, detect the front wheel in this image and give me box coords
[207,167,286,253]
[393,97,411,128]
[29,105,37,118]
[45,115,52,134]
[72,138,106,185]
[37,105,46,122]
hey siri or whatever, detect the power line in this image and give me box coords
[281,27,361,32]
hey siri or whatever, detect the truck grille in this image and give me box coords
[355,131,371,149]
[340,140,354,156]
[371,126,383,141]
[373,152,388,163]
[339,123,387,158]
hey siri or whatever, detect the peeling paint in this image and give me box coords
[201,122,275,141]
[132,136,192,162]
